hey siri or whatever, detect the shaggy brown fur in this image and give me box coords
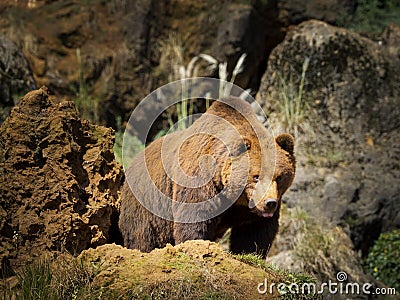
[119,97,295,257]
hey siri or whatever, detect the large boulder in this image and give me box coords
[257,20,400,256]
[210,2,284,92]
[0,87,123,276]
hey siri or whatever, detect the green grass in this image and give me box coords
[276,57,310,136]
[198,291,231,300]
[73,48,100,124]
[305,145,346,167]
[233,252,318,299]
[126,277,232,300]
[325,149,345,165]
[233,253,268,270]
[4,255,103,300]
[114,130,144,169]
[15,258,52,300]
[278,273,320,300]
[164,252,194,272]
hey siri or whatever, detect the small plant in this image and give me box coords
[364,229,400,290]
[278,273,320,300]
[217,53,248,98]
[276,57,310,136]
[113,116,144,167]
[15,258,52,300]
[234,253,318,300]
[157,34,217,131]
[6,254,103,300]
[74,48,100,124]
[113,115,124,164]
[276,205,367,292]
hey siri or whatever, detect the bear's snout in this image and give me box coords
[265,198,277,211]
[250,197,278,218]
[262,198,277,218]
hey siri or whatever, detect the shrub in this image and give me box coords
[364,229,400,290]
[157,33,248,133]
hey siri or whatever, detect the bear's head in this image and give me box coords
[248,133,295,217]
[169,98,295,221]
[203,99,295,219]
[219,126,295,218]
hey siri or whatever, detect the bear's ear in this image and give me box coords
[275,133,294,155]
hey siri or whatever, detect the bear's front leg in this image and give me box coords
[173,219,217,244]
[229,215,279,258]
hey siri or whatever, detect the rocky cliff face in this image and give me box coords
[0,0,356,129]
[257,20,400,256]
[0,87,123,276]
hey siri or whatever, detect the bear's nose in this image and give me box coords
[265,198,277,211]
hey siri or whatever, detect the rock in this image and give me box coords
[0,0,358,131]
[211,0,356,92]
[0,35,36,124]
[210,2,284,92]
[257,20,400,255]
[0,87,123,275]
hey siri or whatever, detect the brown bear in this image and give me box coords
[119,97,295,257]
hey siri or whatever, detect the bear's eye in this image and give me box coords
[245,139,251,150]
[237,142,247,154]
[276,175,282,183]
[230,139,251,156]
[231,142,247,156]
[253,175,259,183]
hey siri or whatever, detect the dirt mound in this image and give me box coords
[2,240,321,299]
[0,86,123,276]
[77,240,304,299]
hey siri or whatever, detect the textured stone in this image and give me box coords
[0,86,123,275]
